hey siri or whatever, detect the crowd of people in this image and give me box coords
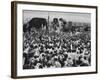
[23,18,91,69]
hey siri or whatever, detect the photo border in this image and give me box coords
[11,1,98,79]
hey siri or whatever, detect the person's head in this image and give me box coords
[29,57,35,63]
[47,63,51,68]
[54,58,58,61]
[59,18,63,21]
[23,52,27,57]
[30,44,33,49]
[34,55,38,59]
[39,65,43,68]
[84,56,87,60]
[53,18,58,23]
[79,56,82,60]
[34,45,38,49]
[42,54,45,57]
[64,54,68,59]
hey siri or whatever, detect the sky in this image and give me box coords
[23,10,91,24]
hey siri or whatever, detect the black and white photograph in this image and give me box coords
[23,10,91,69]
[11,1,97,78]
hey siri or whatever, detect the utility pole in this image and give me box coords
[47,12,50,33]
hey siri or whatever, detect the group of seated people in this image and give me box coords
[23,25,91,69]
